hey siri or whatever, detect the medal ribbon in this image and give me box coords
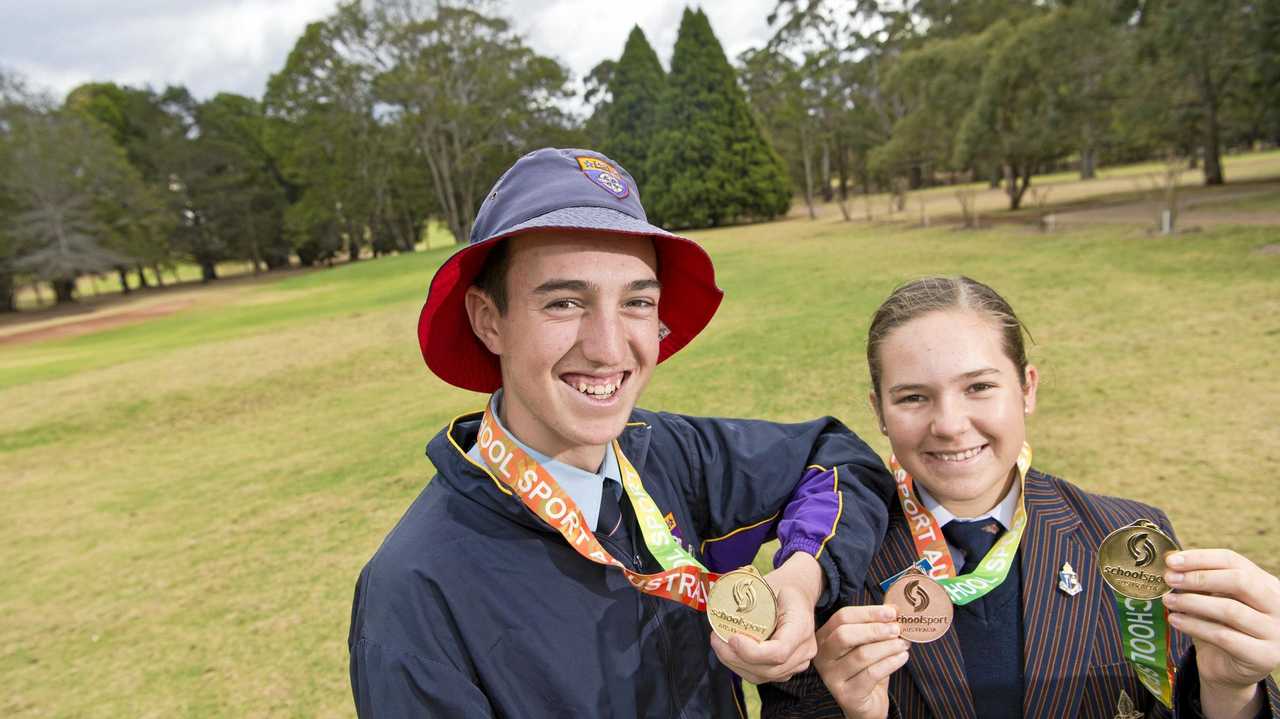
[1109,593,1175,707]
[889,443,1032,606]
[475,406,719,611]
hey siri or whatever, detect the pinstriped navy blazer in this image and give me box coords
[761,468,1280,719]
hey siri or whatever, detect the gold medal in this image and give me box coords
[883,569,953,643]
[706,567,778,642]
[1097,520,1180,600]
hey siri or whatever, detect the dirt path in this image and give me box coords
[1052,185,1280,227]
[0,267,316,348]
[0,300,195,347]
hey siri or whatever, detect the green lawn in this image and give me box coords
[2,217,1278,717]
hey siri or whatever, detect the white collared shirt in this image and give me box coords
[466,389,622,531]
[917,479,1021,569]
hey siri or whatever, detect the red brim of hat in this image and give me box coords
[418,229,723,393]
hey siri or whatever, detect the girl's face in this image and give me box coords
[872,309,1038,517]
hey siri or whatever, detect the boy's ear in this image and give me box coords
[464,286,504,356]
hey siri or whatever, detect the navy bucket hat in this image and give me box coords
[417,148,723,392]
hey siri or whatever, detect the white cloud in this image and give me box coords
[509,0,777,79]
[2,0,341,100]
[2,0,779,103]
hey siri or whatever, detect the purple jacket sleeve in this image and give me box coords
[657,412,894,612]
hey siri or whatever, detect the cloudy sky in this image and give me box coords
[1,0,779,105]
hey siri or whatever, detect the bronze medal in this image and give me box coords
[706,567,778,642]
[1097,520,1179,600]
[883,570,953,643]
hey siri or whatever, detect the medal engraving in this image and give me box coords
[707,568,778,642]
[1098,521,1180,600]
[883,570,953,643]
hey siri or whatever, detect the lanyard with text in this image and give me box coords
[475,407,720,611]
[1111,594,1175,707]
[889,443,1032,606]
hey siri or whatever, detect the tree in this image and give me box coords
[65,82,180,289]
[190,94,291,271]
[739,46,822,219]
[1248,0,1280,145]
[266,13,425,266]
[365,0,575,244]
[954,13,1088,210]
[869,30,995,188]
[598,26,665,190]
[1141,0,1252,185]
[0,108,143,303]
[0,68,46,311]
[646,8,790,229]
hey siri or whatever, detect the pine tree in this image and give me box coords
[646,8,790,229]
[601,26,665,192]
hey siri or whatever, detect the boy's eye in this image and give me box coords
[545,298,581,311]
[968,382,996,393]
[626,297,657,309]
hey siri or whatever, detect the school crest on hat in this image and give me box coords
[576,156,629,199]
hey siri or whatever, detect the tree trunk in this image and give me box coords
[152,265,165,287]
[1080,146,1097,180]
[136,265,151,288]
[53,278,77,304]
[801,132,817,221]
[836,143,850,202]
[909,164,924,190]
[1007,165,1033,211]
[0,272,15,312]
[200,260,218,282]
[820,143,833,203]
[116,266,132,294]
[1202,102,1224,185]
[989,166,1002,189]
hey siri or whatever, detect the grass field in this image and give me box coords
[2,214,1279,716]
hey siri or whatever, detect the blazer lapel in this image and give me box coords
[869,513,976,719]
[1020,470,1099,719]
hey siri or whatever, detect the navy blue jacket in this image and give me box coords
[349,408,894,718]
[761,469,1280,719]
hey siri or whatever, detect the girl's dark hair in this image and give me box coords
[867,276,1032,399]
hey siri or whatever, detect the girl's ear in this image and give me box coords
[1022,364,1040,416]
[869,391,887,434]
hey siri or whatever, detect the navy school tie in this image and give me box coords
[597,479,624,537]
[942,517,1024,719]
[943,518,1003,575]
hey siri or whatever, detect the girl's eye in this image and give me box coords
[968,382,996,393]
[895,394,927,405]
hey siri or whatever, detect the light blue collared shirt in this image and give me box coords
[467,389,622,531]
[917,479,1021,569]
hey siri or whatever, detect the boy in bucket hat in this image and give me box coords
[348,148,894,717]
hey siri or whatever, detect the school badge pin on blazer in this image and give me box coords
[1113,689,1143,719]
[1058,561,1083,596]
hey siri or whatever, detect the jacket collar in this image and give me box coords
[871,469,1092,719]
[426,410,654,536]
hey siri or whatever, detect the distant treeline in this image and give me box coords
[1,0,1276,309]
[731,0,1280,220]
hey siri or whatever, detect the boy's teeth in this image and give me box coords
[574,381,617,396]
